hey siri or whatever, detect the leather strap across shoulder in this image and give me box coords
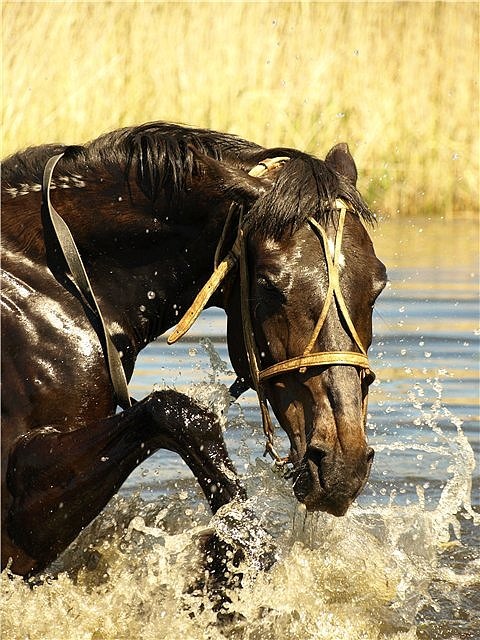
[42,154,132,410]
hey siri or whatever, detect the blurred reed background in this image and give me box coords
[2,1,478,216]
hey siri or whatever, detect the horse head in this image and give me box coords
[1,123,387,577]
[184,143,387,516]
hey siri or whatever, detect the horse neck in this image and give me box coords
[43,171,228,357]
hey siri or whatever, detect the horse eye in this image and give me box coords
[257,274,276,290]
[256,274,285,300]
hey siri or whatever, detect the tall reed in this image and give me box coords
[2,2,478,216]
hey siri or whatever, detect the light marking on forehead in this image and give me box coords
[264,238,282,251]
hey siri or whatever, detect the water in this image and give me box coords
[2,217,478,639]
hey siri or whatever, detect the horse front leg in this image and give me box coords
[148,391,247,513]
[4,389,245,575]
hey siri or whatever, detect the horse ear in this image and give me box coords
[188,145,266,202]
[325,143,358,186]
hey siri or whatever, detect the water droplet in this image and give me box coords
[336,112,345,118]
[147,290,156,300]
[188,348,197,357]
[139,305,146,313]
[424,352,432,358]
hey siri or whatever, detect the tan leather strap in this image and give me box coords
[309,212,367,356]
[166,247,239,345]
[42,154,131,410]
[298,215,338,364]
[306,205,366,356]
[166,209,243,345]
[259,351,371,381]
[247,156,290,177]
[238,223,286,461]
[167,157,291,344]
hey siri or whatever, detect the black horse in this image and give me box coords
[1,122,387,576]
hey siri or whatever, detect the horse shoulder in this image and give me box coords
[1,255,112,428]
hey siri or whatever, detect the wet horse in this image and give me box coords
[1,122,387,576]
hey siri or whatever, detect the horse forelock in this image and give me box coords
[244,154,375,239]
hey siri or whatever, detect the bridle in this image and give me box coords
[168,158,375,465]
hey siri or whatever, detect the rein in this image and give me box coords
[41,154,132,410]
[168,159,375,465]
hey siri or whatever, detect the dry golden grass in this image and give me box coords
[2,1,478,216]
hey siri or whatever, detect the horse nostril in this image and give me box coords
[366,447,375,463]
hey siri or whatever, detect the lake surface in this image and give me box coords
[2,217,479,640]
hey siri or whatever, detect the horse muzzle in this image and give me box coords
[292,445,375,516]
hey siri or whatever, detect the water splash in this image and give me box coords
[2,354,478,638]
[184,337,238,429]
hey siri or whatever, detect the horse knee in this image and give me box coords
[148,388,221,440]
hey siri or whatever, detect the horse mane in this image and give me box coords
[2,122,374,238]
[52,122,260,207]
[94,123,376,233]
[1,122,261,191]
